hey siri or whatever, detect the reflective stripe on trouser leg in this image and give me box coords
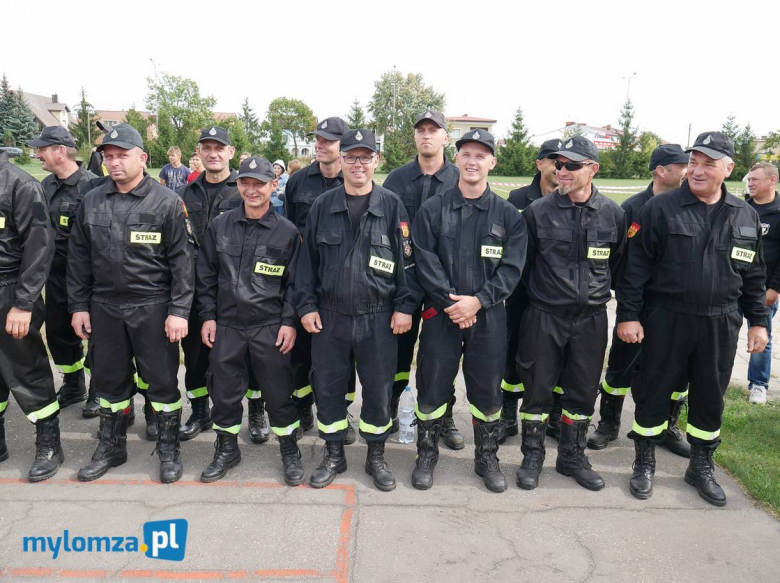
[359,418,393,435]
[99,398,132,413]
[602,380,630,396]
[27,401,60,423]
[187,387,208,399]
[520,412,549,422]
[631,420,668,437]
[151,399,182,413]
[686,424,720,441]
[213,423,241,435]
[415,402,447,421]
[562,409,591,422]
[501,380,524,394]
[470,404,501,422]
[0,401,7,414]
[670,390,689,401]
[57,358,85,374]
[271,420,301,437]
[246,390,262,400]
[293,385,312,399]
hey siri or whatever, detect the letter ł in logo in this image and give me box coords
[143,519,188,561]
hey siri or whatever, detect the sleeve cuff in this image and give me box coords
[298,304,318,318]
[69,303,90,314]
[476,293,491,310]
[13,298,34,311]
[394,303,416,316]
[168,306,190,319]
[748,318,769,328]
[281,317,296,326]
[200,311,217,323]
[616,311,640,324]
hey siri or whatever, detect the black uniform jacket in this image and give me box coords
[383,156,459,225]
[286,162,344,234]
[295,183,415,317]
[67,174,195,318]
[523,186,626,314]
[178,170,241,245]
[0,152,54,310]
[749,192,780,292]
[197,203,300,328]
[616,182,769,327]
[507,172,544,211]
[412,185,526,312]
[41,165,97,271]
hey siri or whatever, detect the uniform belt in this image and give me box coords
[529,300,607,319]
[646,295,738,317]
[319,299,393,315]
[216,316,282,329]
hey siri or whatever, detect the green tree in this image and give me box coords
[0,74,13,139]
[239,97,263,152]
[261,125,290,166]
[633,131,661,178]
[125,106,150,150]
[0,82,37,158]
[70,87,100,152]
[562,123,585,139]
[347,98,367,128]
[495,107,535,176]
[261,97,316,158]
[613,98,638,179]
[218,116,251,170]
[722,115,740,141]
[734,123,757,178]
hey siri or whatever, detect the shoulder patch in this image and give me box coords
[400,221,410,238]
[627,221,641,238]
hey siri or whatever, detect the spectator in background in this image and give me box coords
[287,159,302,176]
[187,155,204,184]
[271,160,288,216]
[159,146,191,191]
[239,152,251,166]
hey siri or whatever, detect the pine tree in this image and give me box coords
[722,115,740,141]
[0,79,37,148]
[0,74,13,138]
[613,98,638,178]
[347,98,367,128]
[495,106,534,176]
[239,97,262,151]
[70,87,101,150]
[734,123,757,178]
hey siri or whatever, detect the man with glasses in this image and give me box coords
[295,129,415,491]
[516,136,626,492]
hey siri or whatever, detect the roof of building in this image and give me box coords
[16,91,72,128]
[446,114,497,124]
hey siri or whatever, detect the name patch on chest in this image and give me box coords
[255,262,285,276]
[587,247,611,259]
[481,245,503,258]
[731,247,756,263]
[59,216,69,227]
[369,256,395,274]
[130,231,162,244]
[0,217,5,229]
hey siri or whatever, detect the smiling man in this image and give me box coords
[196,156,302,484]
[617,132,769,505]
[516,136,625,492]
[411,129,526,492]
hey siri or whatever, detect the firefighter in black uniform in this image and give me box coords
[0,148,63,482]
[498,138,560,444]
[68,124,194,483]
[197,157,303,484]
[412,129,526,493]
[286,117,355,440]
[587,144,690,455]
[382,109,464,450]
[617,132,769,505]
[27,127,96,411]
[516,136,626,492]
[295,129,415,491]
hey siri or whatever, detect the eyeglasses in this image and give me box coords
[555,160,595,172]
[342,154,375,165]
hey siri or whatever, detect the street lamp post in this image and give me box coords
[149,58,159,167]
[624,71,637,101]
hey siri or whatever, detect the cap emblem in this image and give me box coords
[557,141,562,148]
[110,130,118,139]
[321,121,328,129]
[249,159,257,169]
[703,134,712,145]
[355,131,363,141]
[425,111,432,118]
[473,131,481,140]
[209,127,217,136]
[565,140,573,148]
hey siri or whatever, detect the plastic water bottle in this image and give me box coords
[398,386,416,444]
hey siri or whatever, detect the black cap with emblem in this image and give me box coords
[455,129,495,154]
[26,126,76,148]
[550,135,599,162]
[414,110,447,130]
[537,138,562,160]
[340,129,378,153]
[198,126,231,146]
[686,132,734,160]
[97,123,145,152]
[238,156,276,182]
[308,117,348,141]
[649,144,689,170]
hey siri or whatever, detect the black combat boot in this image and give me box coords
[365,441,396,492]
[389,395,401,435]
[412,419,442,490]
[629,438,656,500]
[546,392,563,440]
[82,377,100,418]
[201,432,241,483]
[142,393,157,441]
[78,408,128,481]
[310,440,347,488]
[29,415,64,482]
[295,402,314,440]
[685,445,726,507]
[279,435,304,486]
[515,419,546,490]
[0,415,8,462]
[661,399,691,458]
[473,420,507,493]
[496,394,519,445]
[179,397,212,441]
[155,410,183,483]
[587,390,625,450]
[57,369,87,408]
[125,395,135,427]
[248,399,270,444]
[556,418,605,491]
[440,395,465,450]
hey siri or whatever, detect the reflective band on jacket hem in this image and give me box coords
[359,418,393,434]
[671,390,689,401]
[151,399,182,413]
[501,380,524,393]
[57,358,85,374]
[394,371,410,382]
[553,386,564,394]
[213,423,241,435]
[415,402,447,421]
[135,374,149,390]
[345,392,355,403]
[520,412,549,422]
[0,401,7,414]
[318,418,349,433]
[562,409,591,421]
[27,401,60,422]
[602,381,630,396]
[687,424,720,441]
[186,387,208,399]
[632,420,668,437]
[272,420,301,437]
[99,398,131,413]
[246,390,262,400]
[293,385,312,399]
[470,404,501,422]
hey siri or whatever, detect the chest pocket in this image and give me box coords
[369,232,395,278]
[537,227,573,268]
[218,199,241,215]
[439,220,458,265]
[84,212,111,252]
[481,223,506,262]
[127,212,164,253]
[58,201,79,229]
[254,245,288,276]
[316,231,342,272]
[730,225,758,270]
[663,221,699,263]
[586,229,616,270]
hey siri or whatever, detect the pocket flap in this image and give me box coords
[666,221,699,237]
[538,228,573,242]
[255,245,287,258]
[371,232,392,247]
[738,226,758,239]
[490,223,506,238]
[587,229,618,242]
[85,213,111,227]
[317,231,341,246]
[216,239,242,256]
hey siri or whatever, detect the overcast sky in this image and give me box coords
[4,0,777,147]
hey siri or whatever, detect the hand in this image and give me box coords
[6,307,32,339]
[747,326,769,354]
[766,288,779,307]
[165,315,188,343]
[276,325,297,354]
[71,311,92,340]
[391,312,412,335]
[617,321,644,344]
[458,315,478,330]
[444,294,482,324]
[201,320,217,348]
[301,312,323,334]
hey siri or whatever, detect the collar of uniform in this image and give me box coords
[195,169,238,187]
[106,172,154,197]
[554,184,602,209]
[59,166,86,187]
[237,202,276,227]
[679,181,732,206]
[751,191,780,214]
[409,155,451,181]
[452,186,491,210]
[328,184,385,217]
[526,172,543,202]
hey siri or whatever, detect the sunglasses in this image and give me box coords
[555,160,595,172]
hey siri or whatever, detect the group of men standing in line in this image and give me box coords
[0,109,773,506]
